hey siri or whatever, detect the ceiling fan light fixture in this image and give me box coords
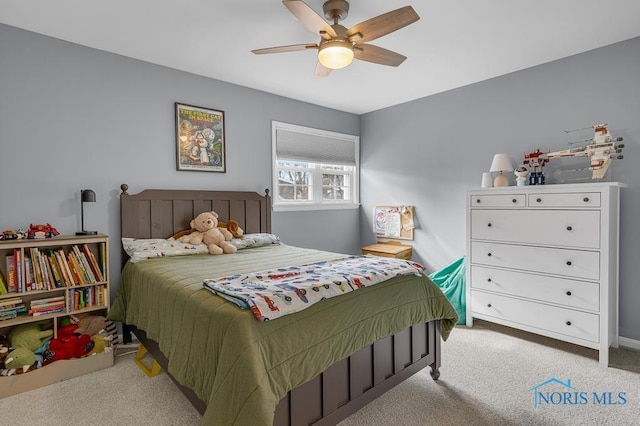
[318,40,354,69]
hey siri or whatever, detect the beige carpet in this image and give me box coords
[1,321,638,425]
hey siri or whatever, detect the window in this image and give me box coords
[272,121,359,211]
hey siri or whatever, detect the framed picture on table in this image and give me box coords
[175,102,226,172]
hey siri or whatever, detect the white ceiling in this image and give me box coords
[2,0,639,114]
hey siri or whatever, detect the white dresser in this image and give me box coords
[465,182,622,366]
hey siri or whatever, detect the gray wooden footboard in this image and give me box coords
[129,320,441,425]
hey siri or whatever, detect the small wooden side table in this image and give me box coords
[362,241,412,260]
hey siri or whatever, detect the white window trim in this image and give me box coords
[272,121,360,212]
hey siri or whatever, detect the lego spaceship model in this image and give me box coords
[523,124,624,185]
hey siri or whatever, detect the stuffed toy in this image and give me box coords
[43,332,93,365]
[180,211,237,255]
[88,334,113,356]
[70,314,118,349]
[218,220,244,239]
[8,323,54,352]
[0,344,8,365]
[4,347,36,373]
[70,314,107,337]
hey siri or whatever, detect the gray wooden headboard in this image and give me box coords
[119,183,271,240]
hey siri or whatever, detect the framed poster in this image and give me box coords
[175,102,226,172]
[374,205,415,240]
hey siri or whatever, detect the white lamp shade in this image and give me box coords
[490,153,514,173]
[318,40,354,69]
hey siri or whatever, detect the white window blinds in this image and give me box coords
[275,128,357,166]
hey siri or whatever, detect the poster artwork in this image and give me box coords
[175,103,226,172]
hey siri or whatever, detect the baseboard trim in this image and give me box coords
[619,336,640,351]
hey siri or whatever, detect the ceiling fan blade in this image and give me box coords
[354,44,407,66]
[314,62,332,78]
[252,43,318,55]
[347,6,419,43]
[283,0,337,40]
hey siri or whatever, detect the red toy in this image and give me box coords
[42,324,94,365]
[27,223,60,239]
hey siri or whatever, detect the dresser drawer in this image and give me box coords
[471,209,600,249]
[470,266,599,311]
[471,290,599,343]
[470,194,525,208]
[470,241,600,280]
[528,192,600,208]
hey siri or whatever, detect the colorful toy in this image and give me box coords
[523,124,624,184]
[88,334,113,356]
[43,332,94,365]
[180,211,237,255]
[27,223,60,239]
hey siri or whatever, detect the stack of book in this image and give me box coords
[28,296,66,316]
[0,296,27,321]
[23,244,104,291]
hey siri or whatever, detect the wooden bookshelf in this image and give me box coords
[0,234,113,397]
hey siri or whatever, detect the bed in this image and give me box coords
[108,184,458,426]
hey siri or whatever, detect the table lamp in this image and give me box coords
[490,154,514,187]
[76,189,97,235]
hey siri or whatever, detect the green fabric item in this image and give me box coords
[429,256,466,325]
[108,244,458,426]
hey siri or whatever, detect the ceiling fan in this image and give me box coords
[251,0,420,77]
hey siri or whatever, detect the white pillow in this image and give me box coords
[229,233,281,250]
[122,238,209,263]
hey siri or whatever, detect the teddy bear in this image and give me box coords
[180,211,237,255]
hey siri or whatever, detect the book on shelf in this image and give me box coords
[0,296,23,308]
[14,249,23,293]
[5,253,17,293]
[30,305,66,316]
[0,270,7,295]
[29,297,65,314]
[30,296,66,307]
[1,299,27,320]
[73,245,95,283]
[82,244,104,281]
[54,249,73,287]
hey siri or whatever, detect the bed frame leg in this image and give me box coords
[429,366,440,381]
[122,323,133,344]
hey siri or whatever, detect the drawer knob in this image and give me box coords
[487,223,492,227]
[536,198,542,203]
[566,291,572,296]
[487,303,492,308]
[566,226,573,231]
[512,198,517,203]
[476,199,481,204]
[566,260,572,266]
[566,321,572,326]
[583,197,589,203]
[487,278,492,282]
[487,253,492,257]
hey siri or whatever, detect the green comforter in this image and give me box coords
[108,244,458,425]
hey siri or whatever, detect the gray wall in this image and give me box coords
[0,23,361,297]
[360,37,640,340]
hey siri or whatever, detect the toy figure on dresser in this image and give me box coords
[523,149,548,185]
[546,124,624,181]
[514,165,529,186]
[522,124,624,184]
